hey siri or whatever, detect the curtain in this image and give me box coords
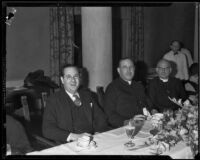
[121,7,144,62]
[194,2,199,63]
[49,7,75,86]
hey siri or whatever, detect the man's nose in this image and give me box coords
[71,77,76,82]
[128,67,132,72]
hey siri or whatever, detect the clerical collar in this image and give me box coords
[119,77,132,85]
[159,78,168,82]
[127,81,132,85]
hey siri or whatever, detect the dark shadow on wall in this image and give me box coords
[112,7,122,80]
[133,60,148,87]
[79,67,89,89]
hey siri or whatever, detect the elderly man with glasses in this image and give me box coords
[42,64,110,144]
[148,59,187,114]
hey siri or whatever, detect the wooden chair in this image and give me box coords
[21,96,30,121]
[41,92,48,109]
[20,95,57,149]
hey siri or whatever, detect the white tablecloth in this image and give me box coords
[27,122,193,158]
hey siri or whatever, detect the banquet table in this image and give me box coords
[27,121,193,159]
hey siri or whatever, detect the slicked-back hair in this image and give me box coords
[118,57,135,67]
[60,64,79,77]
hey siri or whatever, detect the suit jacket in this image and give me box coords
[104,78,151,128]
[148,76,187,112]
[42,87,109,143]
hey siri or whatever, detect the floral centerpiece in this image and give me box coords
[144,98,198,158]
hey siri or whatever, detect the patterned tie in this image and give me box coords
[73,94,82,107]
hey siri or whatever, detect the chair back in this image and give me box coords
[21,96,30,121]
[41,92,48,108]
[96,86,105,109]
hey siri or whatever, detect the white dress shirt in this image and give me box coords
[163,50,189,80]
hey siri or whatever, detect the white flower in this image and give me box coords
[179,128,188,135]
[183,99,190,106]
[193,130,198,139]
[187,113,194,118]
[178,99,182,105]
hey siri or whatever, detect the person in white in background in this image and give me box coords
[179,41,193,67]
[163,40,189,80]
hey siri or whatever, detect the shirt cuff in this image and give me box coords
[66,133,72,142]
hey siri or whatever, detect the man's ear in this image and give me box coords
[60,77,64,84]
[117,67,120,74]
[155,67,159,73]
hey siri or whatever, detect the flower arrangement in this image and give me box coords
[145,99,198,157]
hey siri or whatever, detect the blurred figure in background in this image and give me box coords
[163,40,189,81]
[179,41,193,68]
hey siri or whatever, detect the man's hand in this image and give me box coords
[133,114,146,121]
[70,132,91,141]
[151,109,158,115]
[129,114,146,127]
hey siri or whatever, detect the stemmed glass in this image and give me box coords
[124,119,136,147]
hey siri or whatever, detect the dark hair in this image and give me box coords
[170,40,181,46]
[189,63,198,76]
[60,64,79,77]
[118,57,135,67]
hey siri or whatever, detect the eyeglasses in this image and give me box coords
[157,67,170,72]
[64,74,80,81]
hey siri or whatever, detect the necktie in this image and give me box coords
[73,94,82,107]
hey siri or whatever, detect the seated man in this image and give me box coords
[42,64,110,144]
[184,63,198,104]
[148,59,187,113]
[6,115,33,155]
[104,58,151,128]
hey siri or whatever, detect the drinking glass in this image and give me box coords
[124,120,136,147]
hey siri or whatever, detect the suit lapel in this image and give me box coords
[58,88,75,130]
[79,90,92,125]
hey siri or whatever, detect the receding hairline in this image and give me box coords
[60,65,79,77]
[118,58,134,67]
[157,59,171,68]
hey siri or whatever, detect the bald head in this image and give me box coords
[157,59,171,68]
[156,59,172,79]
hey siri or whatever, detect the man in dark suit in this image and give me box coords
[104,58,151,128]
[42,64,110,144]
[148,59,187,113]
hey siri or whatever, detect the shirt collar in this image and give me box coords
[65,90,79,100]
[119,77,132,85]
